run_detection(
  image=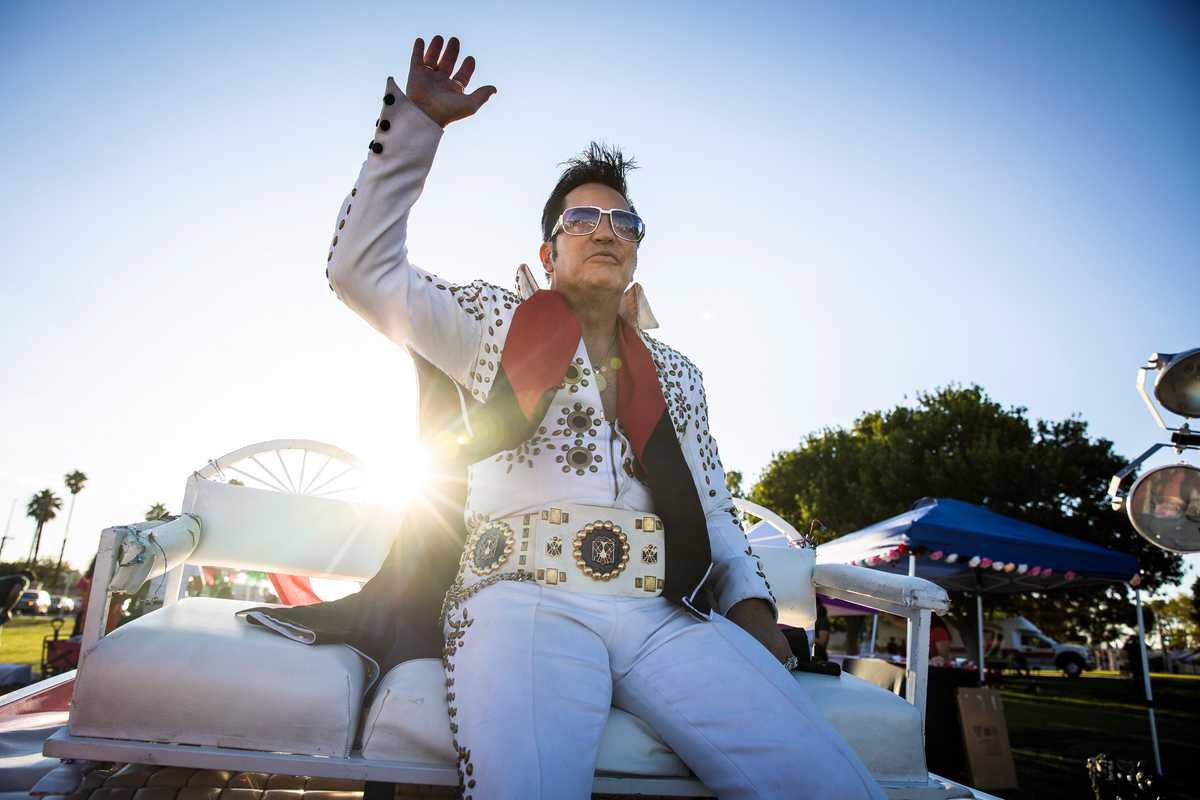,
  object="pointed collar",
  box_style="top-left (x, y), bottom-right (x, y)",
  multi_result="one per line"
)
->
top-left (500, 289), bottom-right (666, 461)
